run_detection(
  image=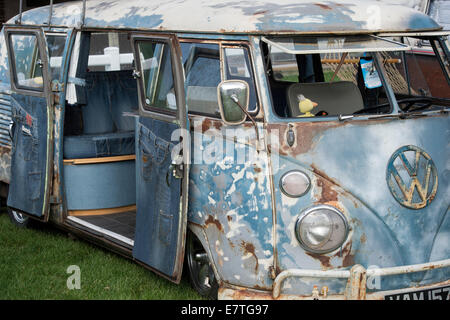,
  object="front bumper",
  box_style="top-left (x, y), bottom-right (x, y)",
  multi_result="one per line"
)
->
top-left (218, 258), bottom-right (450, 300)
